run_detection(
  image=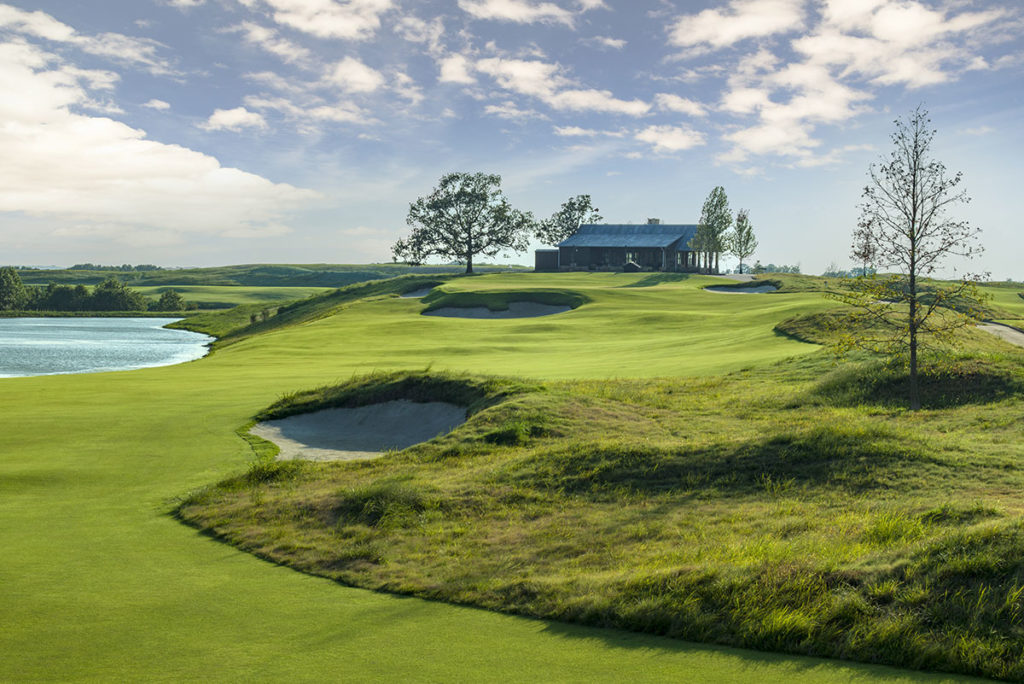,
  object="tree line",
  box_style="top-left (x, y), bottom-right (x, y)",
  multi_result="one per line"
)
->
top-left (0, 268), bottom-right (186, 312)
top-left (391, 172), bottom-right (759, 274)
